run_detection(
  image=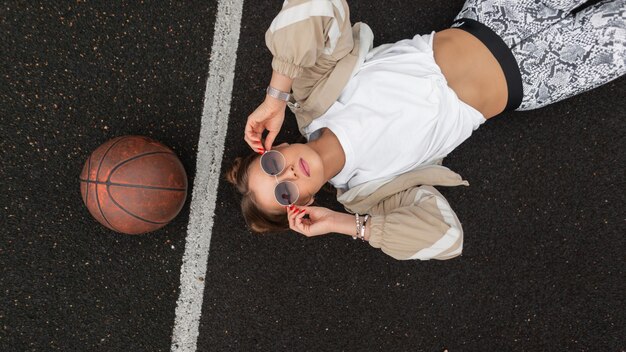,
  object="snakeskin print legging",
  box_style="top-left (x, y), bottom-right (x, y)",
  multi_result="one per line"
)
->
top-left (455, 0), bottom-right (626, 110)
